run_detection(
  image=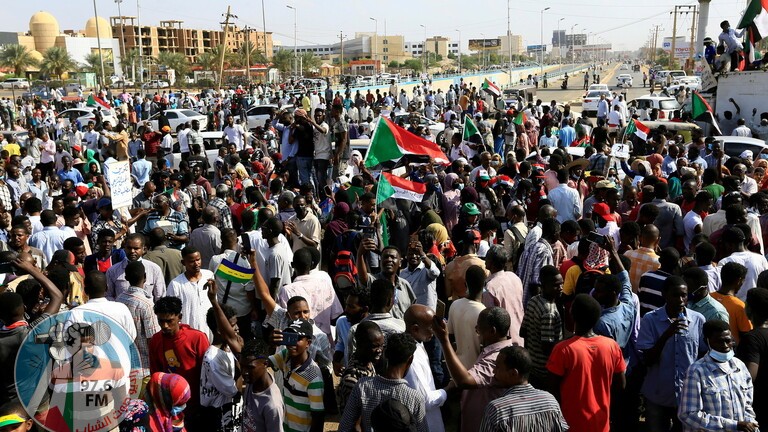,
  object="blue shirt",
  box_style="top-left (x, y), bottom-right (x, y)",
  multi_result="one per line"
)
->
top-left (558, 125), bottom-right (576, 147)
top-left (636, 307), bottom-right (707, 407)
top-left (594, 271), bottom-right (636, 366)
top-left (57, 168), bottom-right (84, 185)
top-left (334, 315), bottom-right (352, 365)
top-left (275, 122), bottom-right (297, 158)
top-left (131, 159), bottom-right (153, 187)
